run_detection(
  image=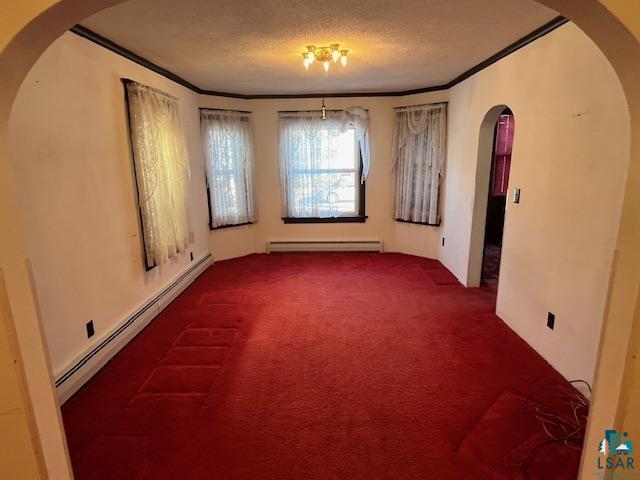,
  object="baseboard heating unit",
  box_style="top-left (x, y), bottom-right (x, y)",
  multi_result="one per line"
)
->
top-left (267, 240), bottom-right (383, 253)
top-left (54, 253), bottom-right (213, 403)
